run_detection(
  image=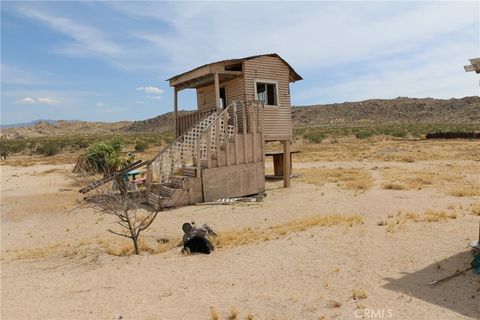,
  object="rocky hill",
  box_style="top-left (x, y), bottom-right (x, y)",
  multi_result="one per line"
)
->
top-left (122, 111), bottom-right (194, 133)
top-left (2, 97), bottom-right (479, 138)
top-left (292, 96), bottom-right (480, 126)
top-left (1, 120), bottom-right (132, 139)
